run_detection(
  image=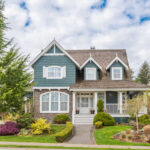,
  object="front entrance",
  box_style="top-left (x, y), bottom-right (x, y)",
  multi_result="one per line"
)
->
top-left (80, 97), bottom-right (89, 114)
